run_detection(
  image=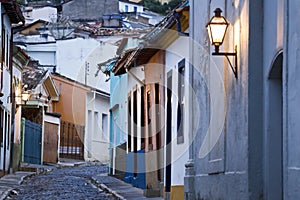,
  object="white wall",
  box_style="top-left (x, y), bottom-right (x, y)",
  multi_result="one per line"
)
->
top-left (24, 6), bottom-right (57, 23)
top-left (25, 43), bottom-right (56, 66)
top-left (85, 91), bottom-right (110, 163)
top-left (165, 36), bottom-right (189, 186)
top-left (0, 12), bottom-right (12, 171)
top-left (119, 1), bottom-right (143, 13)
top-left (285, 0), bottom-right (300, 199)
top-left (24, 38), bottom-right (115, 93)
top-left (56, 38), bottom-right (115, 93)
